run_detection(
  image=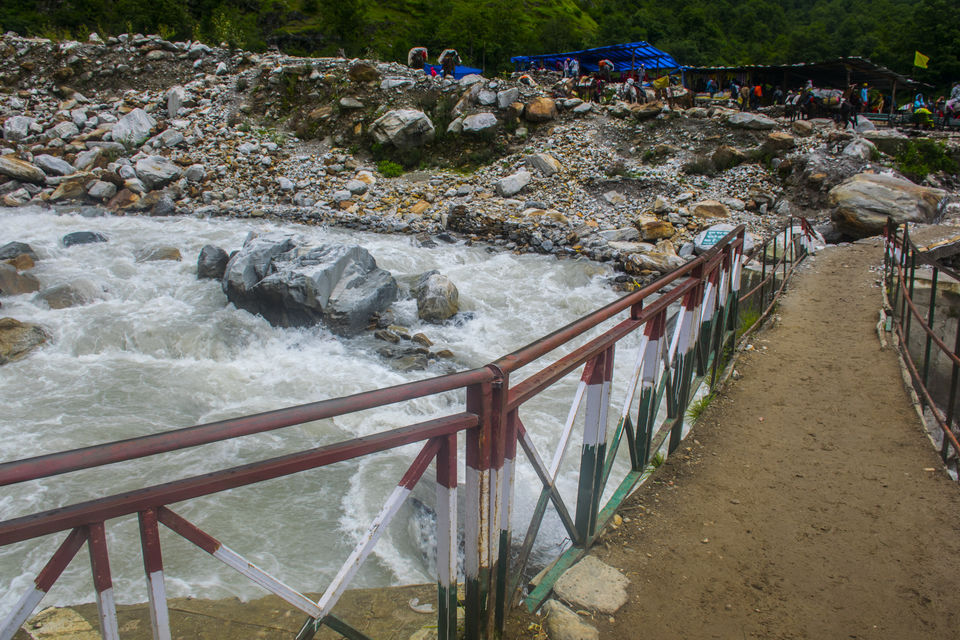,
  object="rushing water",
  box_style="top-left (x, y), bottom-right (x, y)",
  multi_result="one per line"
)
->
top-left (0, 206), bottom-right (655, 618)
